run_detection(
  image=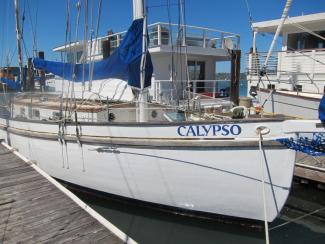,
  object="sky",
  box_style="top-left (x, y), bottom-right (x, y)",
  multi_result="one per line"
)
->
top-left (1, 0), bottom-right (325, 72)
